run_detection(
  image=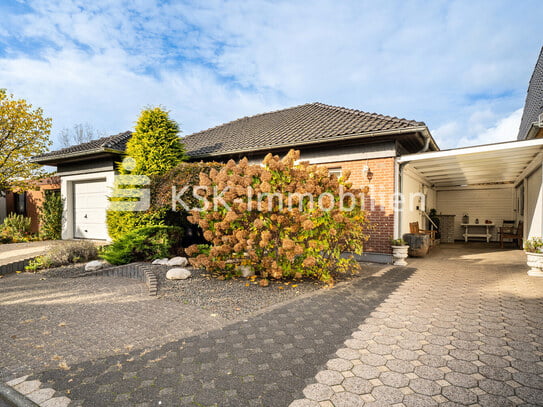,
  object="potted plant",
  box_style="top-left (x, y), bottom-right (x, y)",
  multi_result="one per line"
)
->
top-left (391, 238), bottom-right (409, 266)
top-left (524, 237), bottom-right (543, 277)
